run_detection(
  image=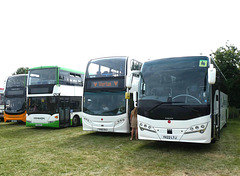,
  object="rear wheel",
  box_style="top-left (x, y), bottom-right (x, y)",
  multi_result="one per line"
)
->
top-left (214, 114), bottom-right (221, 142)
top-left (211, 114), bottom-right (220, 143)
